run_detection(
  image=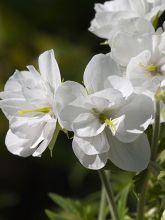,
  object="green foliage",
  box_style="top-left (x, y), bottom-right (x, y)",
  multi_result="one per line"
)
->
top-left (152, 12), bottom-right (160, 29)
top-left (133, 169), bottom-right (148, 194)
top-left (46, 193), bottom-right (98, 220)
top-left (117, 183), bottom-right (132, 220)
top-left (48, 123), bottom-right (61, 157)
top-left (161, 210), bottom-right (165, 220)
